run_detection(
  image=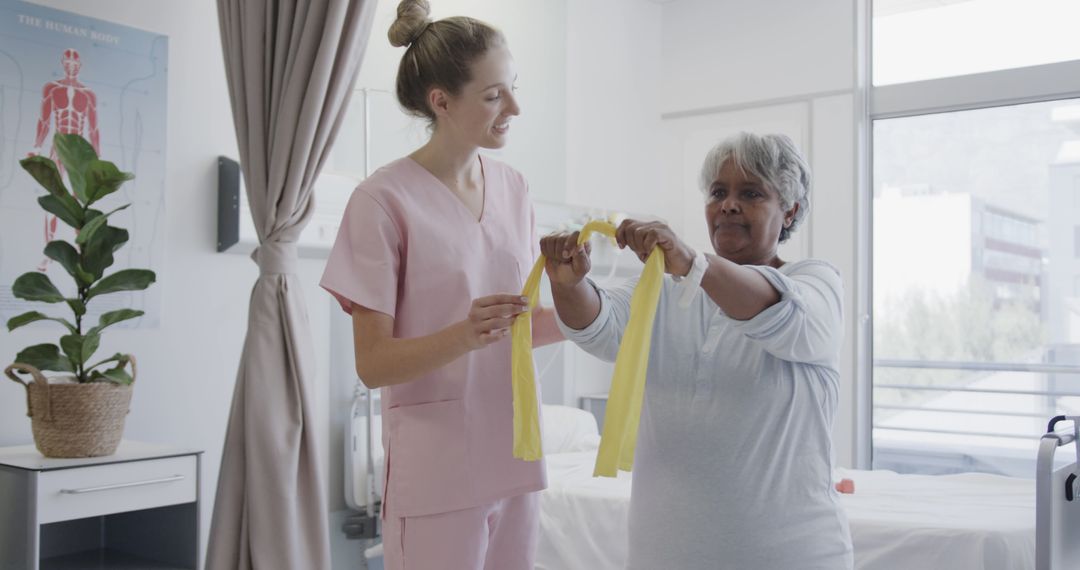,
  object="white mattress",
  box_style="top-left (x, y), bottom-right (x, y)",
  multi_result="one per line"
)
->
top-left (537, 451), bottom-right (634, 570)
top-left (840, 467), bottom-right (1035, 570)
top-left (537, 450), bottom-right (1036, 570)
